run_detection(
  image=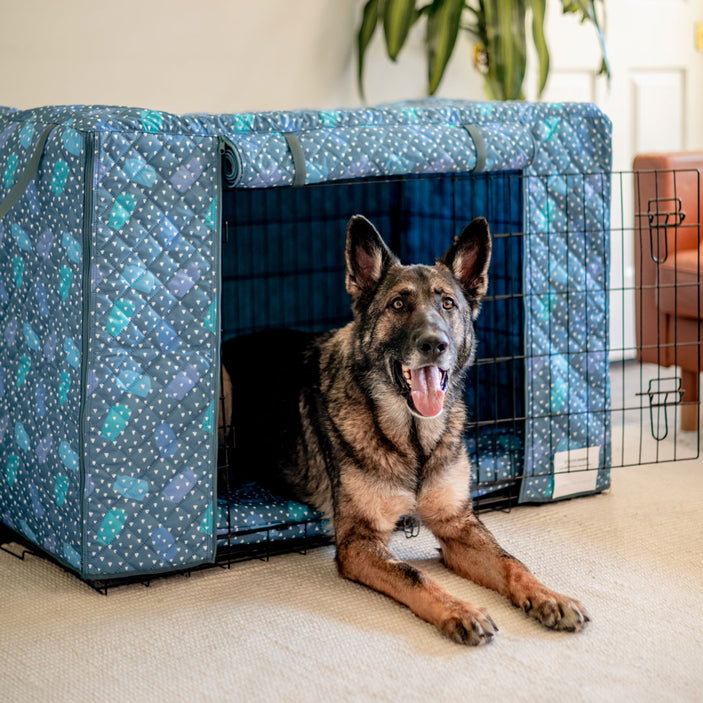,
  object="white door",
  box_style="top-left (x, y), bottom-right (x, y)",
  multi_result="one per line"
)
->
top-left (538, 0), bottom-right (703, 358)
